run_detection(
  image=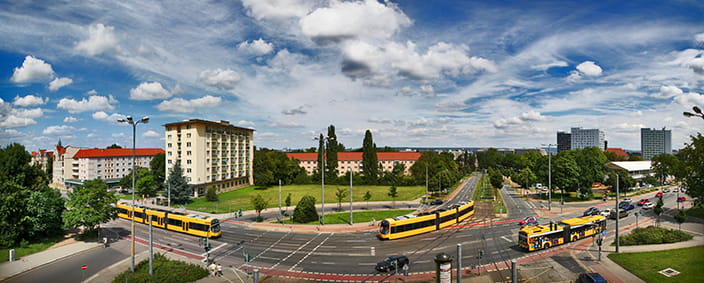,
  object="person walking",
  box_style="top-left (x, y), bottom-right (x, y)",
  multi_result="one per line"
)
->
top-left (209, 262), bottom-right (217, 277)
top-left (217, 263), bottom-right (223, 277)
